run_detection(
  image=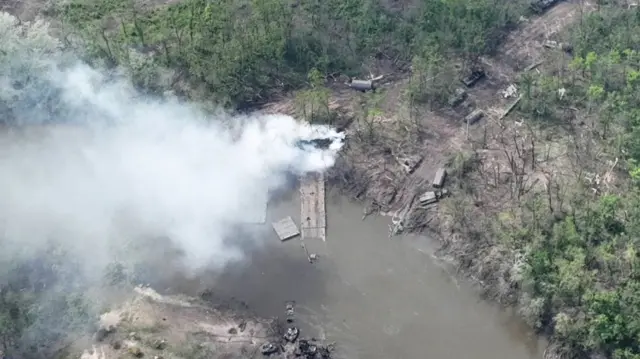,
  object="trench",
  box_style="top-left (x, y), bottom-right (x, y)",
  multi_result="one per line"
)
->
top-left (167, 189), bottom-right (546, 359)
